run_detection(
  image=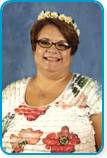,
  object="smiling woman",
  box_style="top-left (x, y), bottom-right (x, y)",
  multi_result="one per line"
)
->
top-left (33, 24), bottom-right (72, 75)
top-left (2, 10), bottom-right (102, 153)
